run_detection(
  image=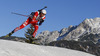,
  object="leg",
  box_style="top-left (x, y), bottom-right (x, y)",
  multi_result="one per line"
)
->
top-left (26, 24), bottom-right (39, 43)
top-left (32, 24), bottom-right (39, 37)
top-left (5, 17), bottom-right (32, 37)
top-left (14, 17), bottom-right (32, 32)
